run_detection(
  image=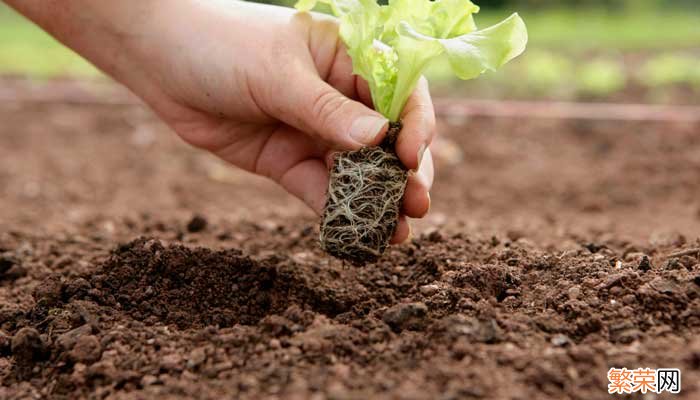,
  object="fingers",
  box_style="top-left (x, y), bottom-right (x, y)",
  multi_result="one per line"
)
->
top-left (402, 147), bottom-right (434, 218)
top-left (395, 77), bottom-right (436, 171)
top-left (278, 158), bottom-right (329, 214)
top-left (390, 147), bottom-right (434, 245)
top-left (390, 215), bottom-right (411, 244)
top-left (213, 124), bottom-right (329, 214)
top-left (355, 76), bottom-right (374, 108)
top-left (278, 71), bottom-right (388, 151)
